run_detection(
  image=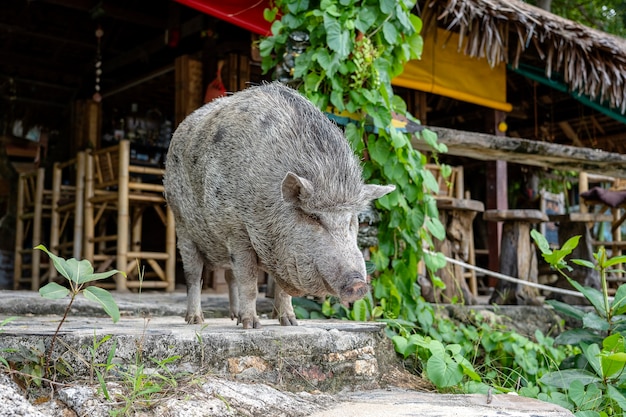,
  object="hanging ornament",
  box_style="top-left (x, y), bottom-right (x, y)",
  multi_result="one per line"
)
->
top-left (93, 25), bottom-right (103, 103)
